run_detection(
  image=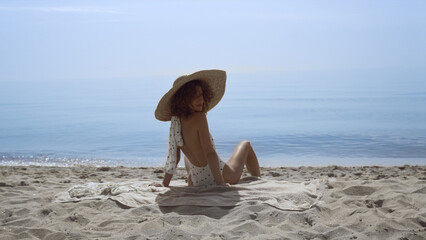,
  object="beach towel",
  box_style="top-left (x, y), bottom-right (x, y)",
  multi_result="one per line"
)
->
top-left (54, 178), bottom-right (327, 211)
